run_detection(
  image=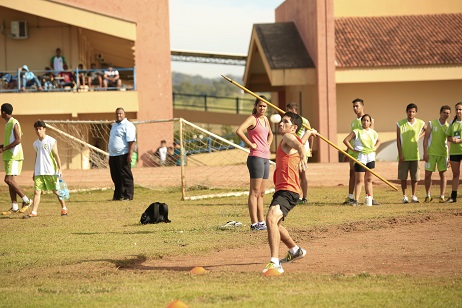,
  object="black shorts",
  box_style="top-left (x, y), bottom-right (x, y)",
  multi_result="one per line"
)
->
top-left (449, 154), bottom-right (462, 163)
top-left (246, 156), bottom-right (270, 179)
top-left (354, 161), bottom-right (375, 172)
top-left (270, 190), bottom-right (299, 219)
